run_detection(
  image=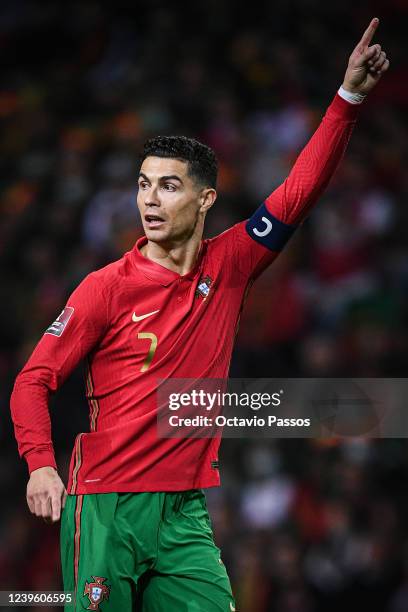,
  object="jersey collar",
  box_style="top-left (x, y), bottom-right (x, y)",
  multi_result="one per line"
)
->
top-left (131, 236), bottom-right (205, 286)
